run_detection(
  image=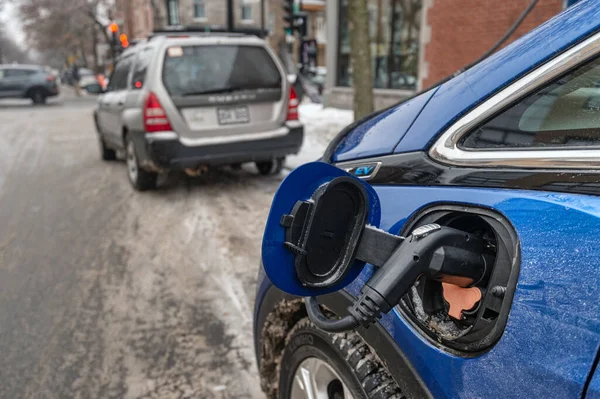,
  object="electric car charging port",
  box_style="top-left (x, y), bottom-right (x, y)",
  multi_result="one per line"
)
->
top-left (399, 206), bottom-right (520, 354)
